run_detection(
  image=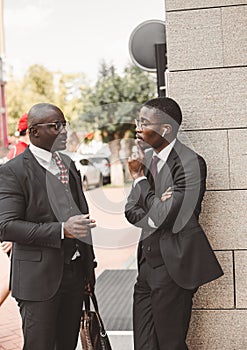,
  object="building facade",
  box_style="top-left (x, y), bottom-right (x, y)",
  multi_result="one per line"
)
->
top-left (165, 1), bottom-right (247, 348)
